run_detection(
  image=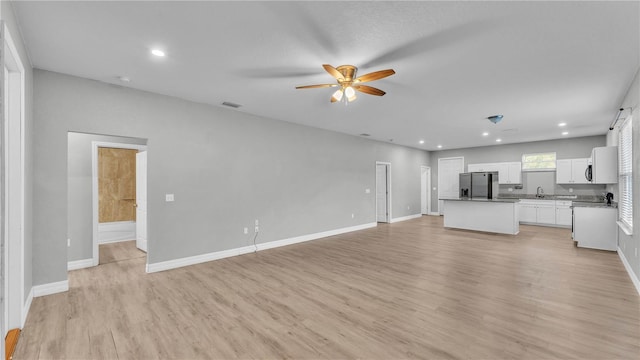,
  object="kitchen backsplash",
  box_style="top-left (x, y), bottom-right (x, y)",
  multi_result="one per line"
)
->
top-left (498, 170), bottom-right (607, 197)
